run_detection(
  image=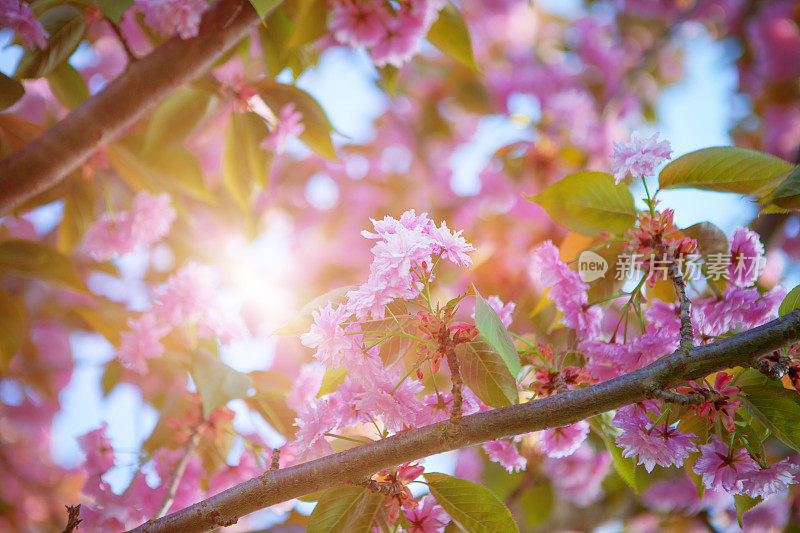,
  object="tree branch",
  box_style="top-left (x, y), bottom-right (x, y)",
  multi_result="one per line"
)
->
top-left (125, 310), bottom-right (800, 533)
top-left (153, 426), bottom-right (203, 519)
top-left (0, 0), bottom-right (263, 216)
